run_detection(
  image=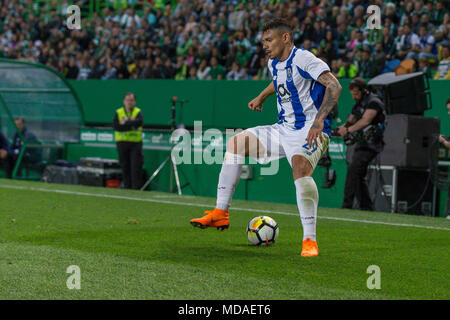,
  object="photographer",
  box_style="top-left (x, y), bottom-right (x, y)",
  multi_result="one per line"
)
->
top-left (337, 78), bottom-right (385, 210)
top-left (438, 98), bottom-right (450, 218)
top-left (439, 99), bottom-right (450, 148)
